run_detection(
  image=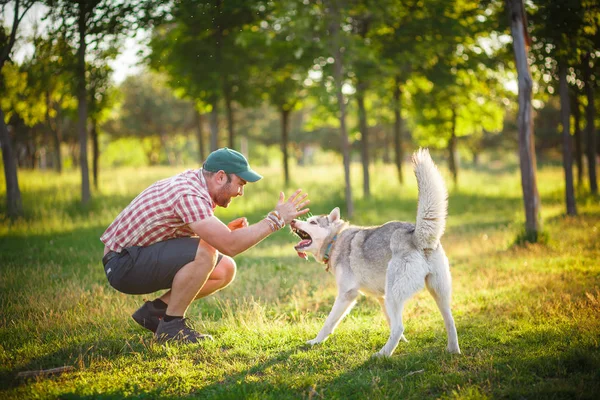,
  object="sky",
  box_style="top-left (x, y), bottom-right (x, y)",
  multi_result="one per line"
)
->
top-left (5, 3), bottom-right (145, 84)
